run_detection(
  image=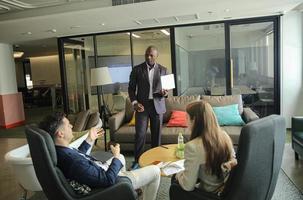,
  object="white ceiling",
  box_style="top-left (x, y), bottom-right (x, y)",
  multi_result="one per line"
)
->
top-left (0, 0), bottom-right (302, 56)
